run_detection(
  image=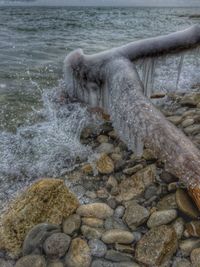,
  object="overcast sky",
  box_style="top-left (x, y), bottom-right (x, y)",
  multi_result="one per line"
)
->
top-left (1, 0), bottom-right (200, 6)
